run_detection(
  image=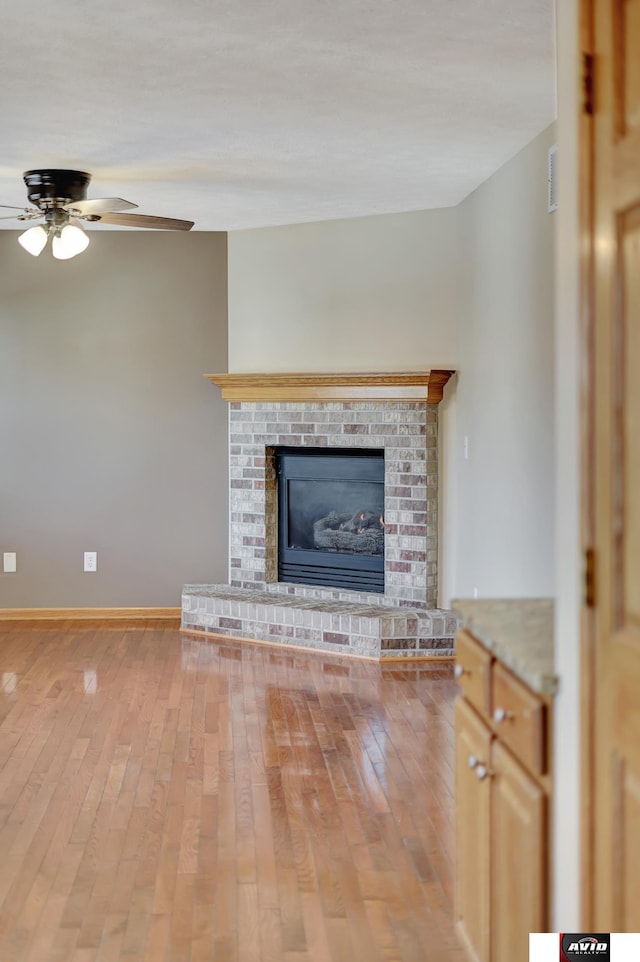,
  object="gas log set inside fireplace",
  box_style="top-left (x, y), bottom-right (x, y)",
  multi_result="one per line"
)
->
top-left (276, 447), bottom-right (385, 592)
top-left (313, 510), bottom-right (384, 554)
